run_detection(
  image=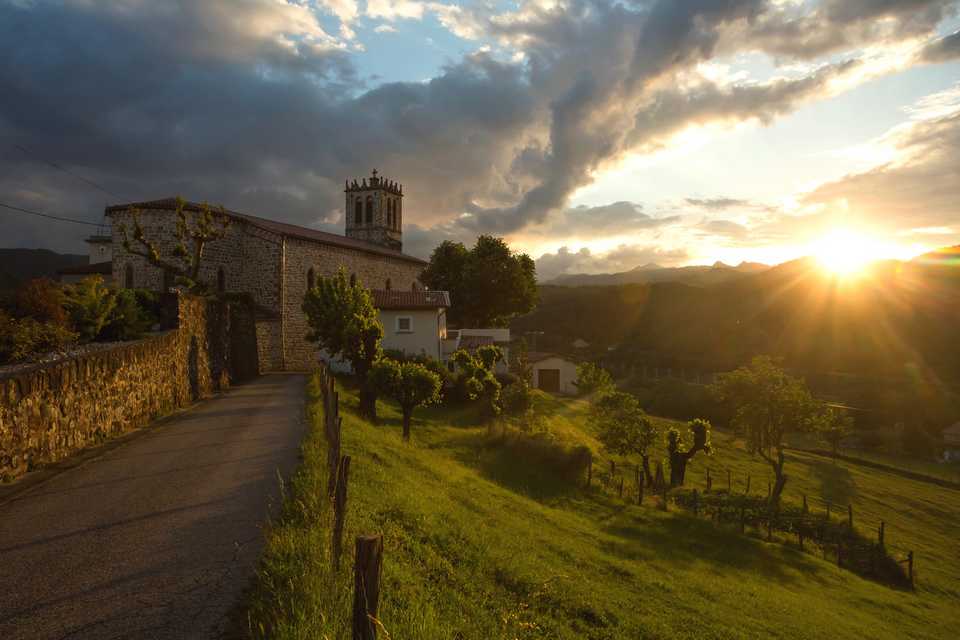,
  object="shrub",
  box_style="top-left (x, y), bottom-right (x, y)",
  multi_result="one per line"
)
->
top-left (502, 380), bottom-right (534, 417)
top-left (495, 371), bottom-right (519, 388)
top-left (574, 362), bottom-right (613, 395)
top-left (0, 311), bottom-right (77, 364)
top-left (98, 289), bottom-right (156, 341)
top-left (14, 278), bottom-right (68, 326)
top-left (62, 276), bottom-right (117, 342)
